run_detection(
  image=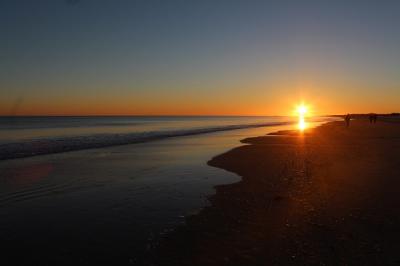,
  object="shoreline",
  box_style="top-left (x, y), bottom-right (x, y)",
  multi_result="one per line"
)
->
top-left (0, 121), bottom-right (300, 161)
top-left (155, 118), bottom-right (400, 265)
